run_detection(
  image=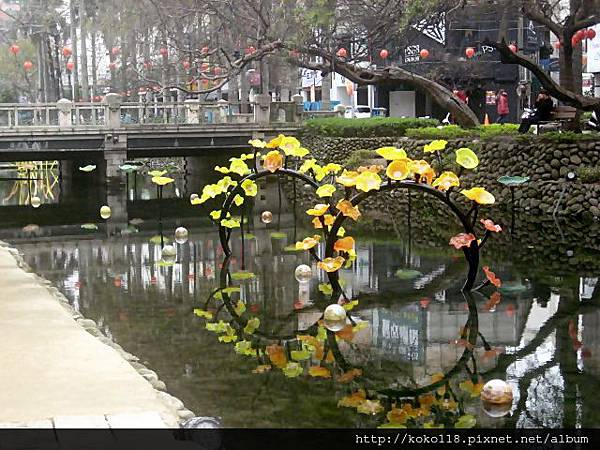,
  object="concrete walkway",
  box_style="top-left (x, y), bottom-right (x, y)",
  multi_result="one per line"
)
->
top-left (0, 245), bottom-right (181, 428)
